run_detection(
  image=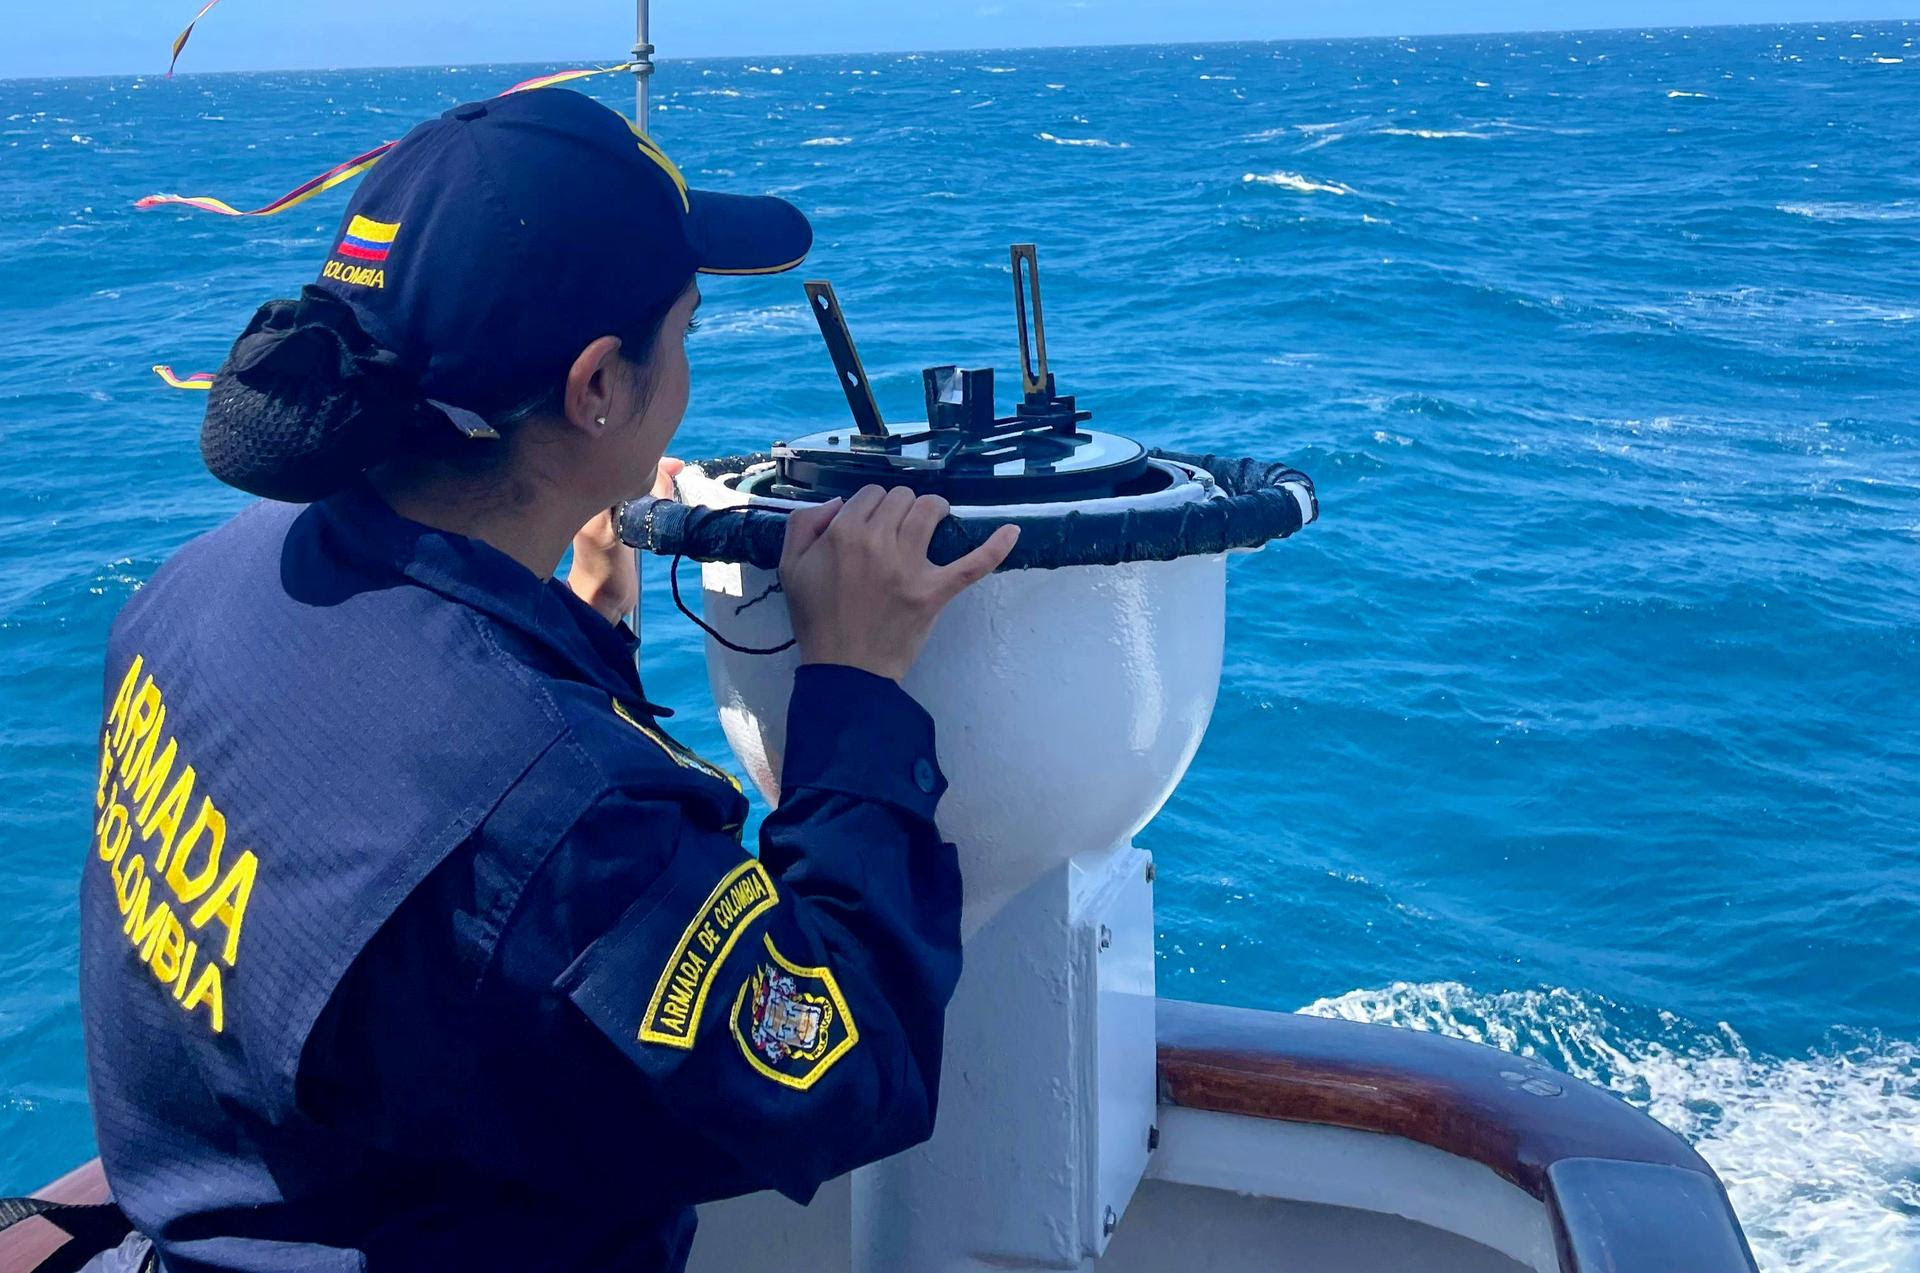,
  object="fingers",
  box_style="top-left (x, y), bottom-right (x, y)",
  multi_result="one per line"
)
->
top-left (934, 523), bottom-right (1020, 600)
top-left (867, 486), bottom-right (918, 537)
top-left (839, 484), bottom-right (888, 526)
top-left (780, 497), bottom-right (843, 567)
top-left (898, 493), bottom-right (950, 558)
